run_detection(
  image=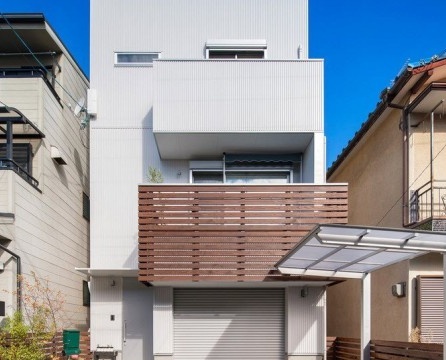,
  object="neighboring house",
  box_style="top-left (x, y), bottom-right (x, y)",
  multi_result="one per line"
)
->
top-left (0, 14), bottom-right (90, 329)
top-left (88, 1), bottom-right (349, 359)
top-left (326, 55), bottom-right (446, 342)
